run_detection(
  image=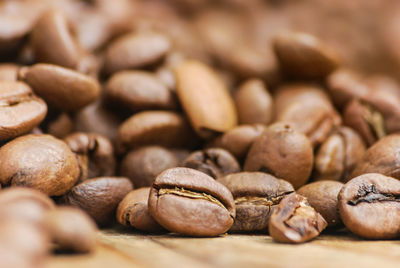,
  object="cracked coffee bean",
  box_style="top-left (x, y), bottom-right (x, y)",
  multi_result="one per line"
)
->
top-left (269, 193), bottom-right (327, 243)
top-left (0, 81), bottom-right (47, 141)
top-left (116, 187), bottom-right (165, 233)
top-left (182, 148), bottom-right (240, 179)
top-left (0, 134), bottom-right (80, 196)
top-left (338, 173), bottom-right (400, 239)
top-left (217, 172), bottom-right (294, 232)
top-left (297, 181), bottom-right (343, 227)
top-left (120, 146), bottom-right (179, 188)
top-left (148, 167), bottom-right (235, 236)
top-left (244, 122), bottom-right (313, 189)
top-left (64, 132), bottom-right (116, 182)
